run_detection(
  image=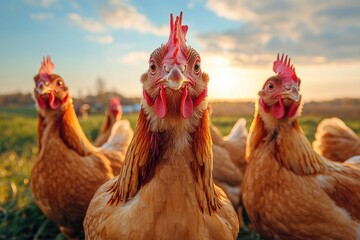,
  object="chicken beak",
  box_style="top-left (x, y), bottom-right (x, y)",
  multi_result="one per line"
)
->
top-left (278, 83), bottom-right (300, 102)
top-left (36, 81), bottom-right (52, 95)
top-left (157, 66), bottom-right (191, 90)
